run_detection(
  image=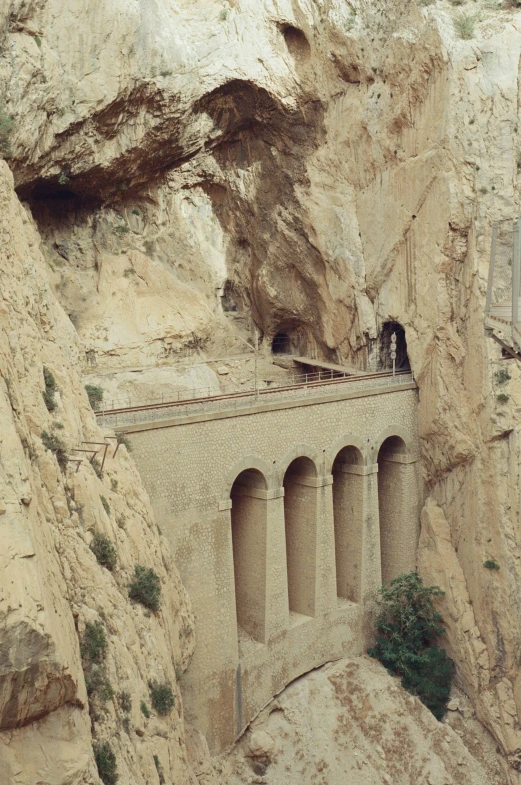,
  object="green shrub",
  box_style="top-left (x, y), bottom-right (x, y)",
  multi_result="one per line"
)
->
top-left (81, 620), bottom-right (107, 664)
top-left (149, 681), bottom-right (175, 716)
top-left (0, 107), bottom-right (13, 158)
top-left (41, 429), bottom-right (68, 470)
top-left (92, 457), bottom-right (103, 479)
top-left (85, 384), bottom-right (104, 411)
top-left (153, 754), bottom-right (166, 784)
top-left (91, 531), bottom-right (117, 571)
top-left (496, 392), bottom-right (509, 403)
top-left (93, 742), bottom-right (118, 785)
top-left (484, 559), bottom-right (500, 570)
top-left (140, 700), bottom-right (150, 718)
top-left (368, 572), bottom-right (453, 720)
top-left (495, 368), bottom-right (511, 385)
top-left (454, 13), bottom-right (477, 39)
top-left (119, 435), bottom-right (133, 452)
top-left (129, 565), bottom-right (161, 611)
top-left (43, 367), bottom-right (57, 411)
top-left (100, 495), bottom-right (111, 516)
top-left (119, 691), bottom-right (132, 713)
top-left (401, 646), bottom-right (453, 720)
